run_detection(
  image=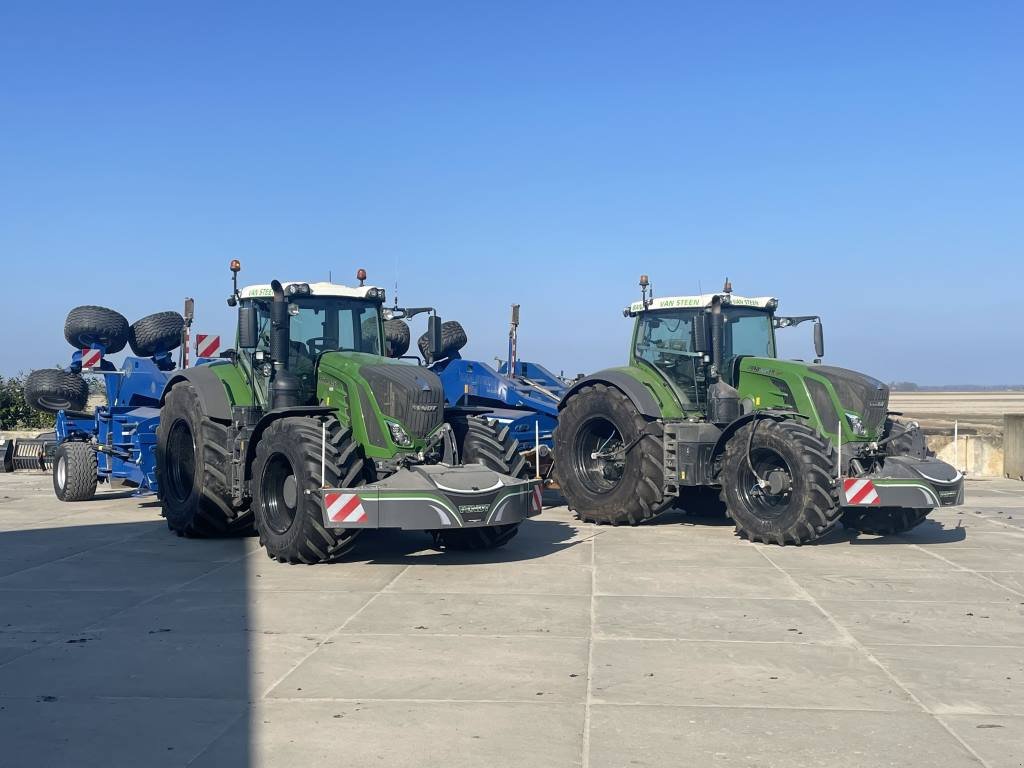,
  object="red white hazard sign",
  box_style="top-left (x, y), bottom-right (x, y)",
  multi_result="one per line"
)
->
top-left (843, 478), bottom-right (880, 505)
top-left (196, 334), bottom-right (220, 358)
top-left (81, 348), bottom-right (103, 368)
top-left (325, 492), bottom-right (367, 524)
top-left (532, 484), bottom-right (543, 513)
